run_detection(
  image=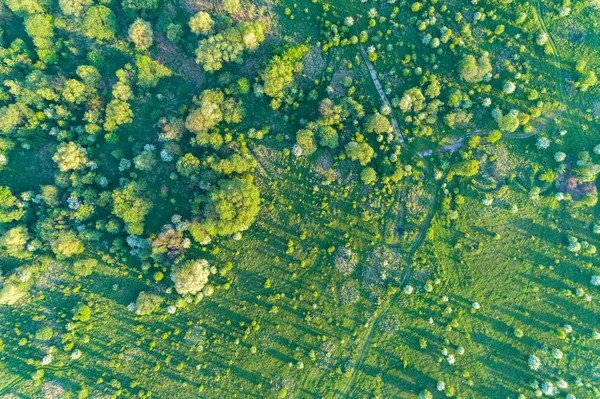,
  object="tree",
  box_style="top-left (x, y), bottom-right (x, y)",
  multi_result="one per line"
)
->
top-left (0, 226), bottom-right (29, 258)
top-left (24, 14), bottom-right (54, 50)
top-left (128, 19), bottom-right (153, 51)
top-left (317, 126), bottom-right (339, 149)
top-left (296, 129), bottom-right (316, 156)
top-left (62, 79), bottom-right (87, 104)
top-left (135, 291), bottom-right (163, 315)
top-left (104, 100), bottom-right (133, 132)
top-left (59, 0), bottom-right (93, 17)
top-left (195, 22), bottom-right (266, 71)
top-left (203, 178), bottom-right (260, 236)
top-left (52, 231), bottom-right (85, 257)
top-left (176, 153), bottom-right (202, 179)
top-left (53, 142), bottom-right (88, 172)
top-left (122, 0), bottom-right (159, 10)
top-left (72, 303), bottom-right (91, 322)
top-left (360, 167), bottom-right (377, 185)
top-left (185, 90), bottom-right (225, 133)
top-left (189, 11), bottom-right (214, 35)
top-left (260, 45), bottom-right (309, 105)
top-left (0, 187), bottom-right (25, 223)
top-left (135, 55), bottom-right (172, 87)
top-left (578, 70), bottom-right (598, 92)
top-left (452, 159), bottom-right (480, 177)
top-left (365, 113), bottom-right (392, 134)
top-left (112, 182), bottom-right (153, 235)
top-left (497, 114), bottom-right (520, 132)
top-left (83, 6), bottom-right (117, 41)
top-left (458, 54), bottom-right (492, 83)
top-left (170, 259), bottom-right (211, 295)
top-left (345, 142), bottom-right (374, 166)
top-left (222, 0), bottom-right (241, 14)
